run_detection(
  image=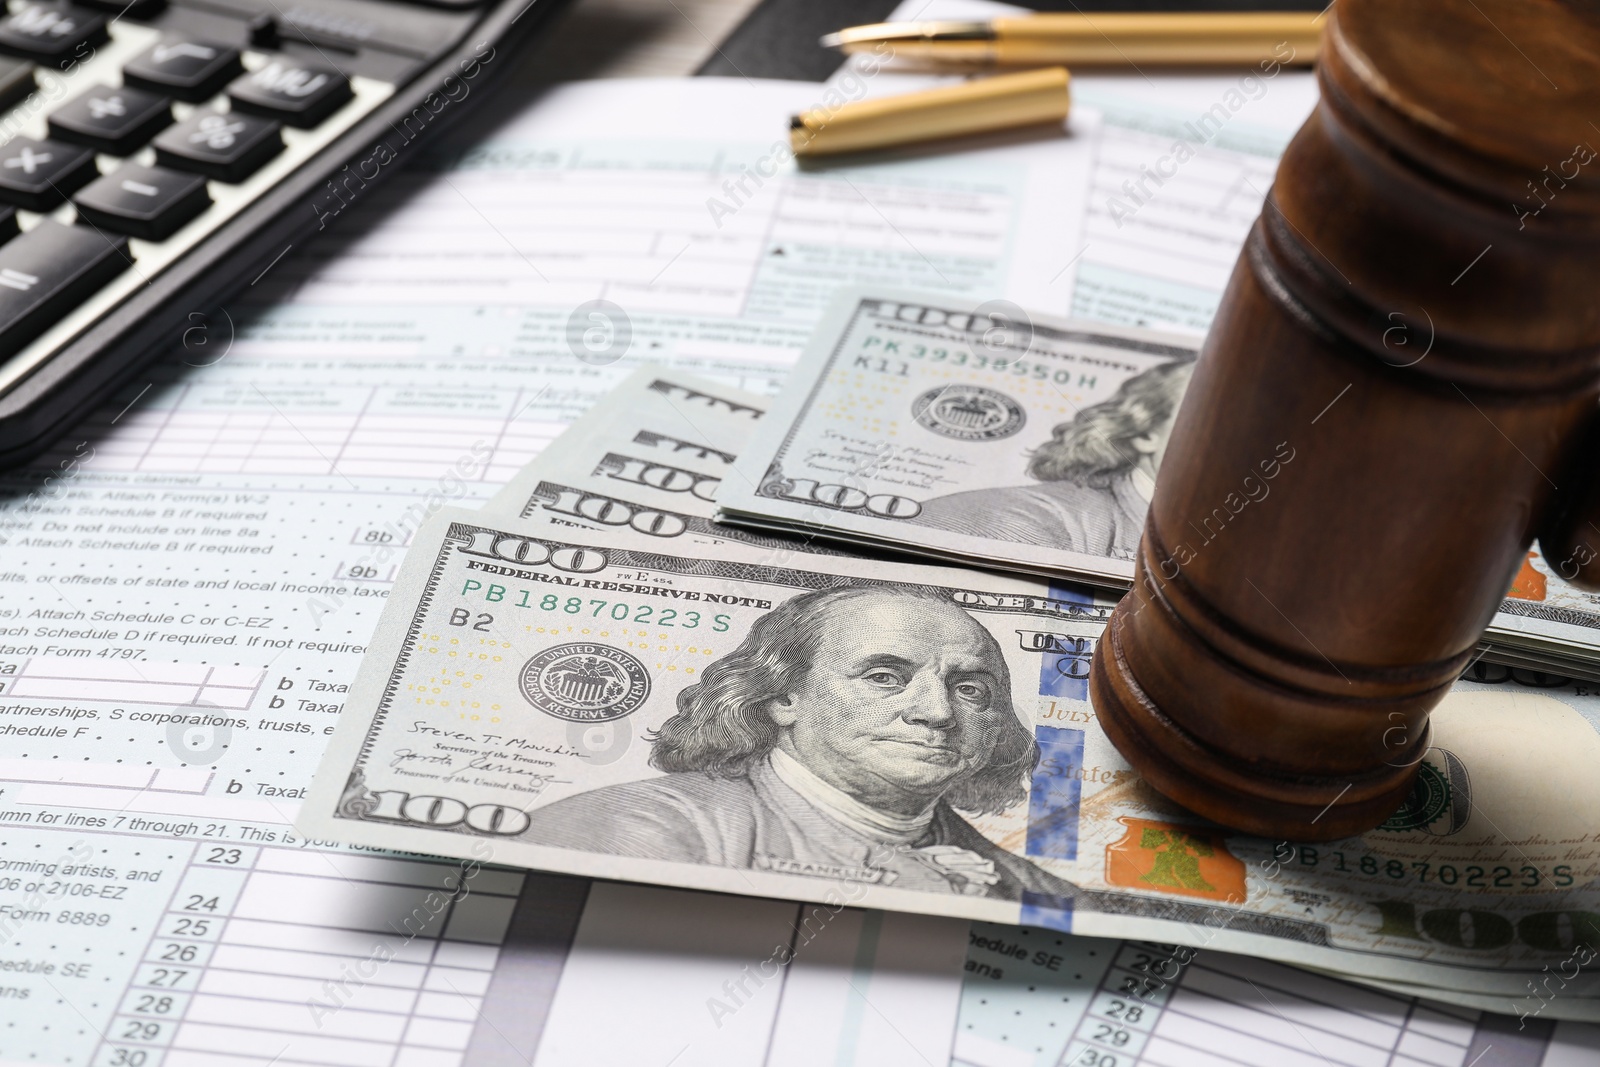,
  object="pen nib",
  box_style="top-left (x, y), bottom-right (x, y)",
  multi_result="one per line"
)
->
top-left (819, 21), bottom-right (995, 52)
